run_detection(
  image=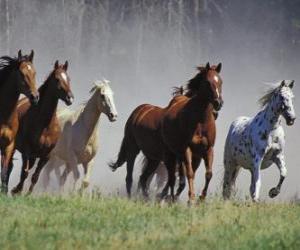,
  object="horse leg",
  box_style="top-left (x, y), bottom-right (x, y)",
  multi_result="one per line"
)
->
top-left (200, 147), bottom-right (214, 201)
top-left (11, 156), bottom-right (36, 195)
top-left (250, 160), bottom-right (262, 202)
top-left (1, 143), bottom-right (15, 194)
top-left (269, 154), bottom-right (287, 198)
top-left (82, 159), bottom-right (95, 189)
top-left (139, 158), bottom-right (160, 199)
top-left (125, 150), bottom-right (139, 198)
top-left (60, 167), bottom-right (71, 190)
top-left (222, 158), bottom-right (239, 200)
top-left (183, 148), bottom-right (195, 204)
top-left (155, 163), bottom-right (168, 193)
top-left (28, 157), bottom-right (49, 194)
top-left (175, 162), bottom-right (186, 199)
top-left (162, 152), bottom-right (176, 202)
